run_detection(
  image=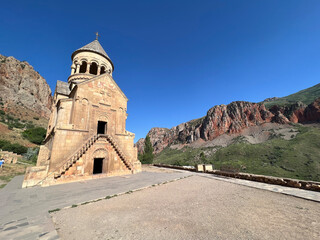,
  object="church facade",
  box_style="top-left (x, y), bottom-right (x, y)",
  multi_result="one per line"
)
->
top-left (23, 38), bottom-right (141, 187)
